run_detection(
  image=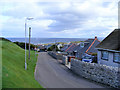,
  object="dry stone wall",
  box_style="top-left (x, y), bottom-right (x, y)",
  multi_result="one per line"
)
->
top-left (48, 52), bottom-right (120, 88)
top-left (71, 59), bottom-right (120, 88)
top-left (48, 51), bottom-right (63, 60)
top-left (62, 55), bottom-right (68, 65)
